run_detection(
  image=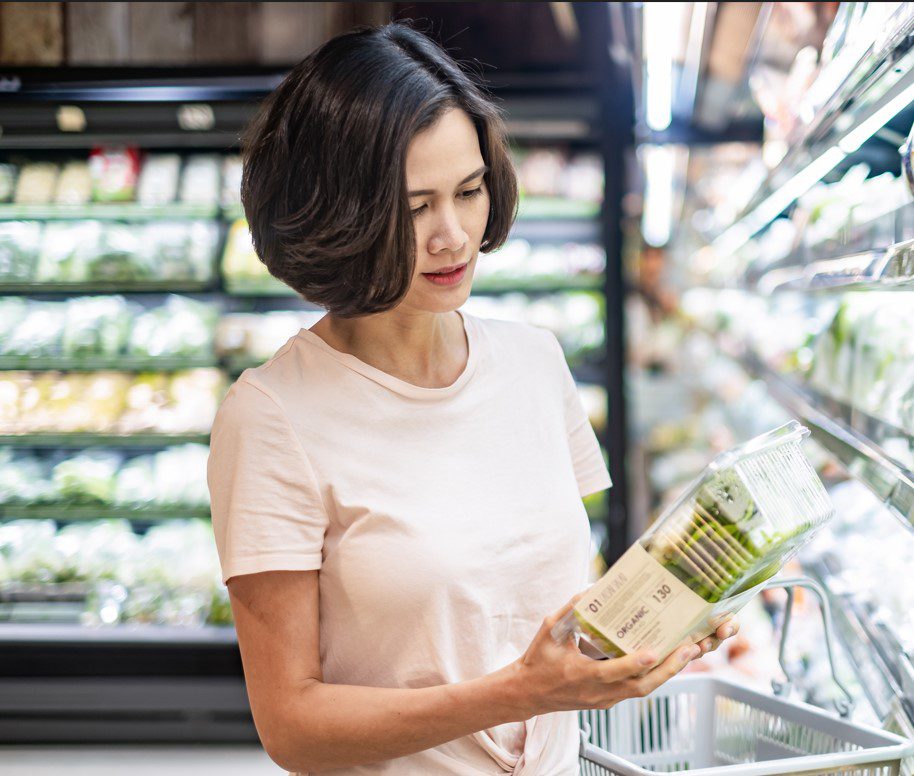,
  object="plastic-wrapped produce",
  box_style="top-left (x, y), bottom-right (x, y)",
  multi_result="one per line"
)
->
top-left (14, 163), bottom-right (58, 205)
top-left (216, 310), bottom-right (325, 363)
top-left (0, 450), bottom-right (53, 503)
top-left (87, 223), bottom-right (150, 281)
top-left (0, 519), bottom-right (66, 584)
top-left (0, 164), bottom-right (16, 202)
top-left (179, 155), bottom-right (220, 205)
top-left (112, 455), bottom-right (157, 505)
top-left (52, 452), bottom-right (121, 504)
top-left (127, 295), bottom-right (217, 359)
top-left (220, 155), bottom-right (243, 209)
top-left (141, 220), bottom-right (218, 281)
top-left (60, 519), bottom-right (139, 584)
top-left (62, 296), bottom-right (135, 358)
top-left (555, 423), bottom-right (834, 662)
top-left (0, 298), bottom-right (27, 341)
top-left (1, 302), bottom-right (66, 356)
top-left (560, 153), bottom-right (604, 203)
top-left (0, 221), bottom-right (43, 281)
top-left (53, 161), bottom-right (92, 205)
top-left (136, 154), bottom-right (180, 206)
top-left (150, 444), bottom-right (210, 505)
top-left (36, 221), bottom-right (103, 282)
top-left (88, 147), bottom-right (140, 203)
